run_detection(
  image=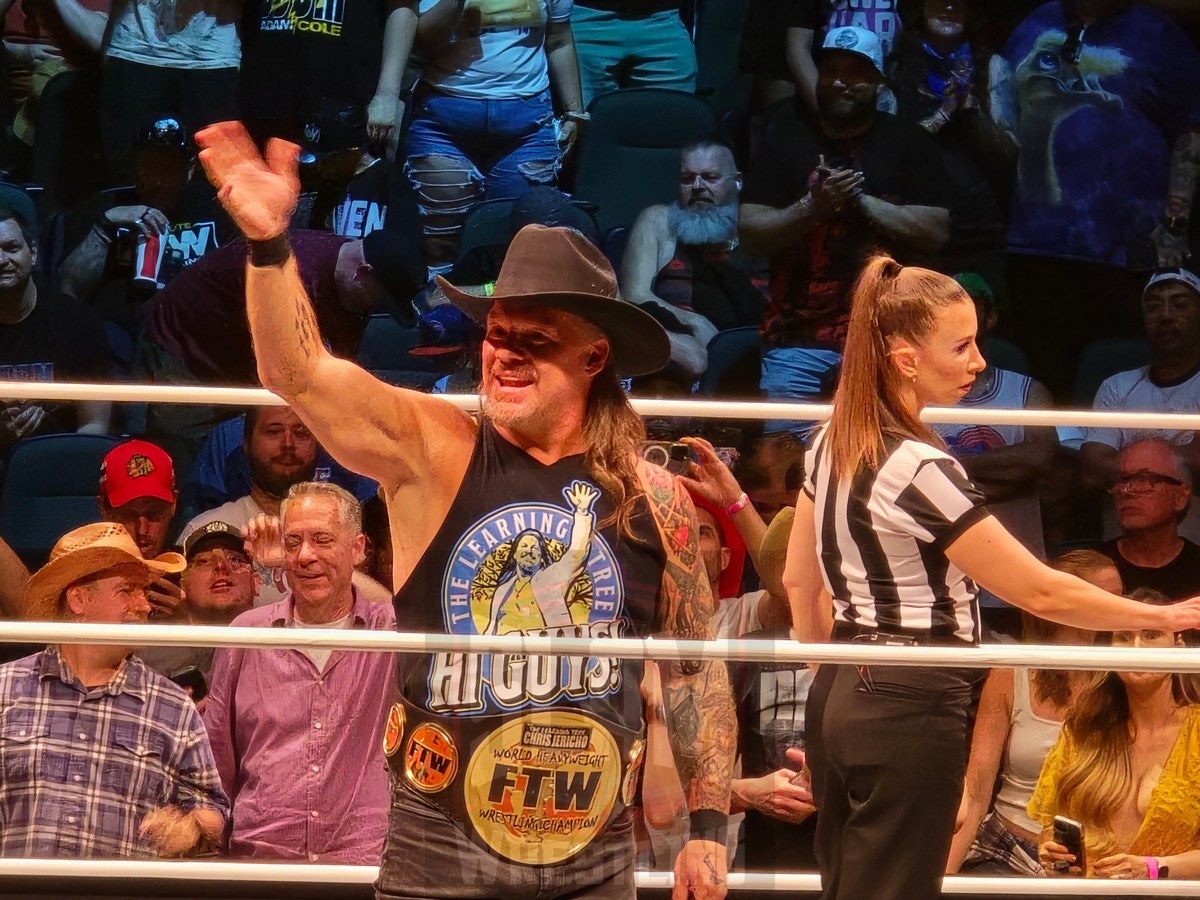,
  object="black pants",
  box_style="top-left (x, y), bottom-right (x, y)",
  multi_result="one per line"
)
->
top-left (100, 56), bottom-right (240, 182)
top-left (806, 664), bottom-right (978, 900)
